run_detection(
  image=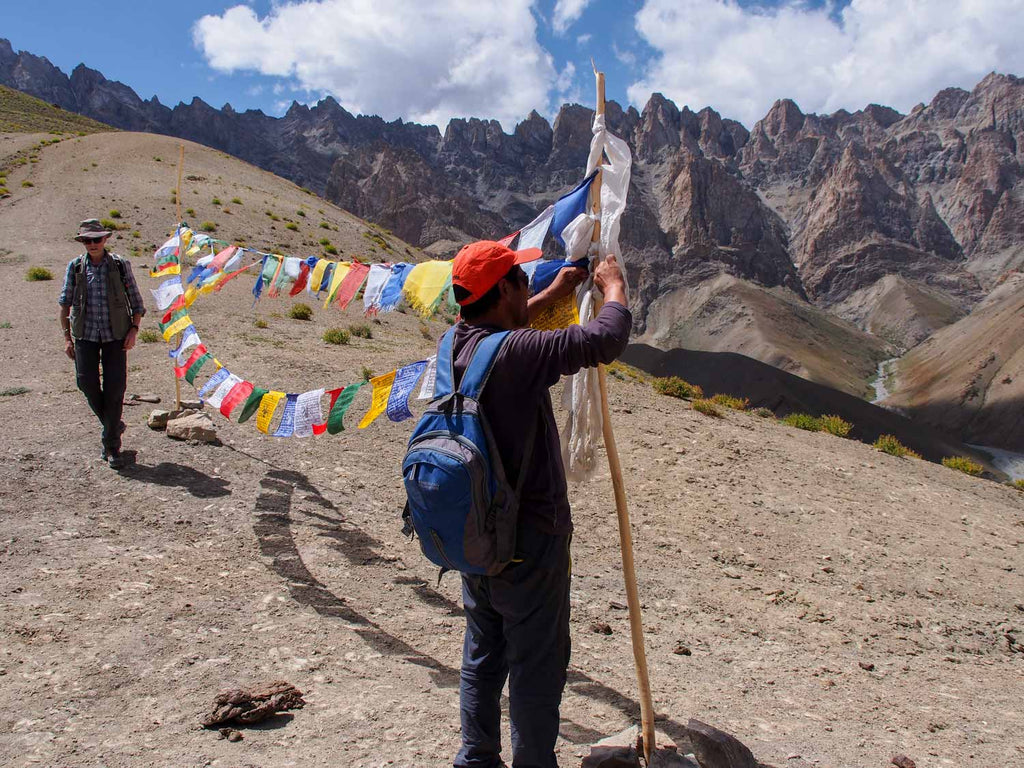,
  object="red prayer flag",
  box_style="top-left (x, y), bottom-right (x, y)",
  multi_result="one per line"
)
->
top-left (219, 380), bottom-right (254, 419)
top-left (312, 388), bottom-right (343, 435)
top-left (333, 262), bottom-right (371, 310)
top-left (173, 344), bottom-right (208, 378)
top-left (289, 263), bottom-right (311, 296)
top-left (497, 230), bottom-right (519, 248)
